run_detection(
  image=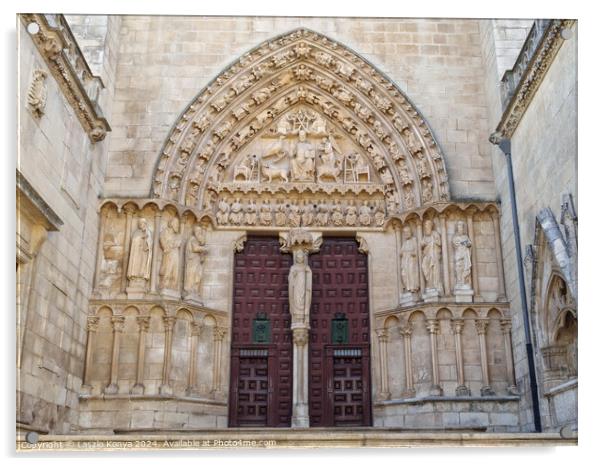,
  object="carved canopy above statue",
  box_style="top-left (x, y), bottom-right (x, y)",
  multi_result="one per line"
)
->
top-left (152, 28), bottom-right (450, 227)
